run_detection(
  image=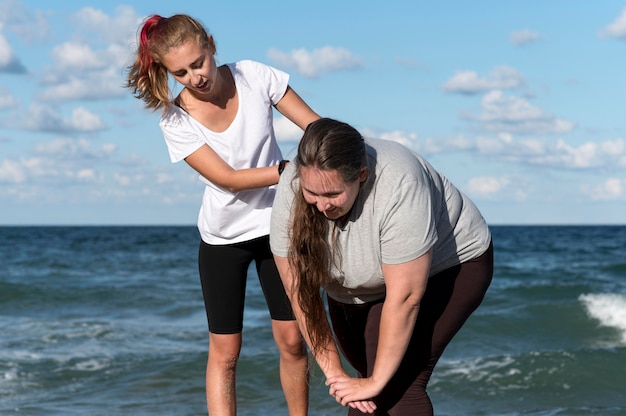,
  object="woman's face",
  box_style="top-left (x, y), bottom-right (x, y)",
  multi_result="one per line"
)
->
top-left (300, 166), bottom-right (367, 221)
top-left (161, 38), bottom-right (218, 96)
